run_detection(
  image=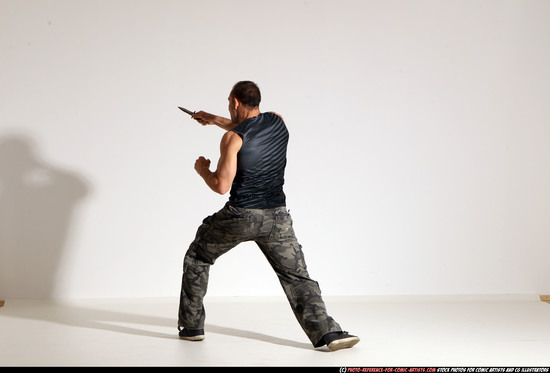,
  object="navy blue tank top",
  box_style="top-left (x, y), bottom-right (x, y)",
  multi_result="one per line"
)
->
top-left (229, 112), bottom-right (289, 209)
